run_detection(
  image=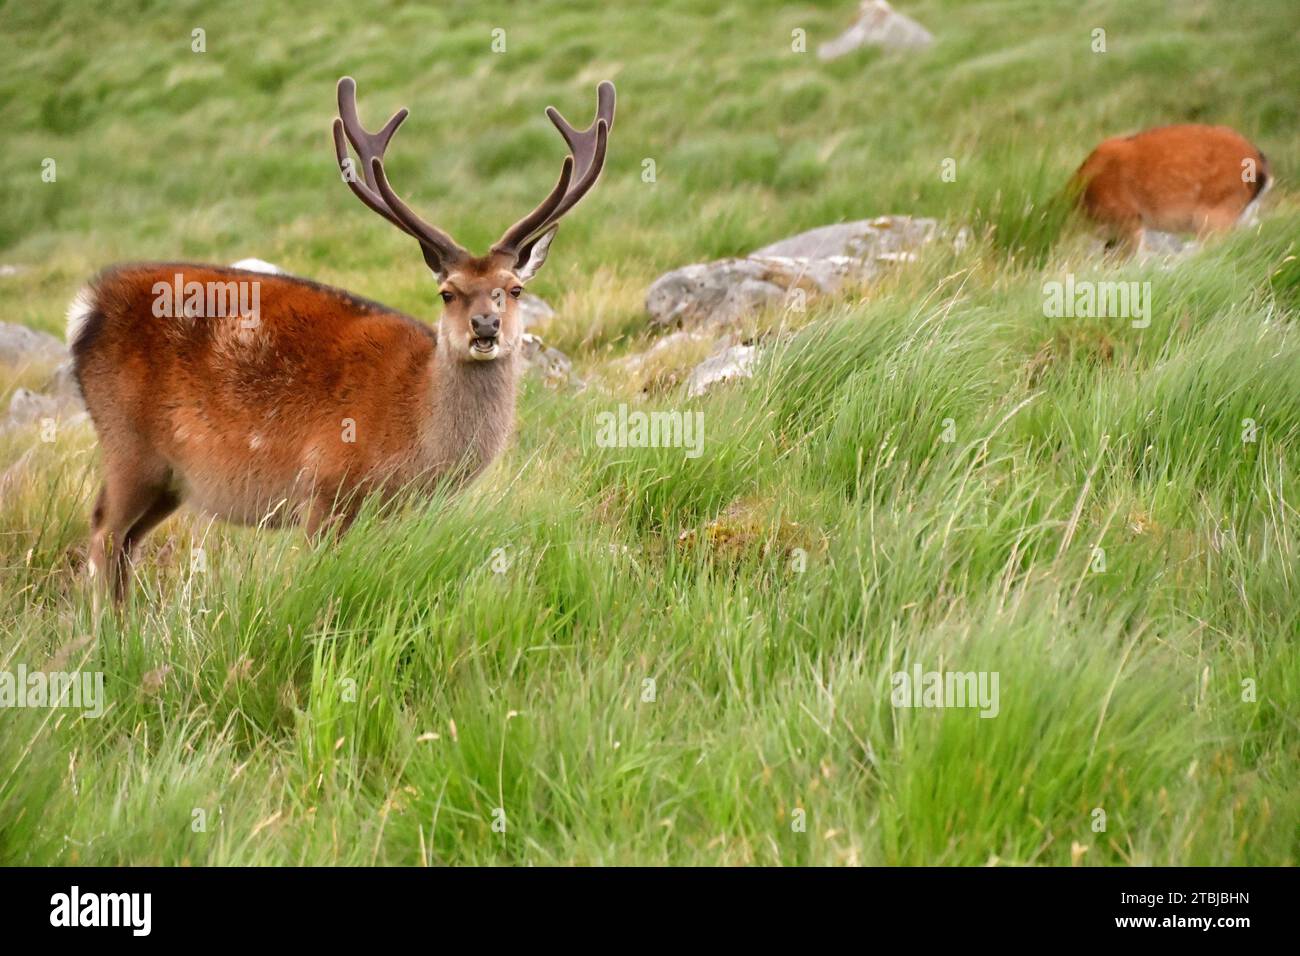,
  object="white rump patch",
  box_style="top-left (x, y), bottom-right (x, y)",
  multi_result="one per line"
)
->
top-left (65, 286), bottom-right (96, 348)
top-left (1239, 174), bottom-right (1274, 227)
top-left (229, 258), bottom-right (283, 274)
